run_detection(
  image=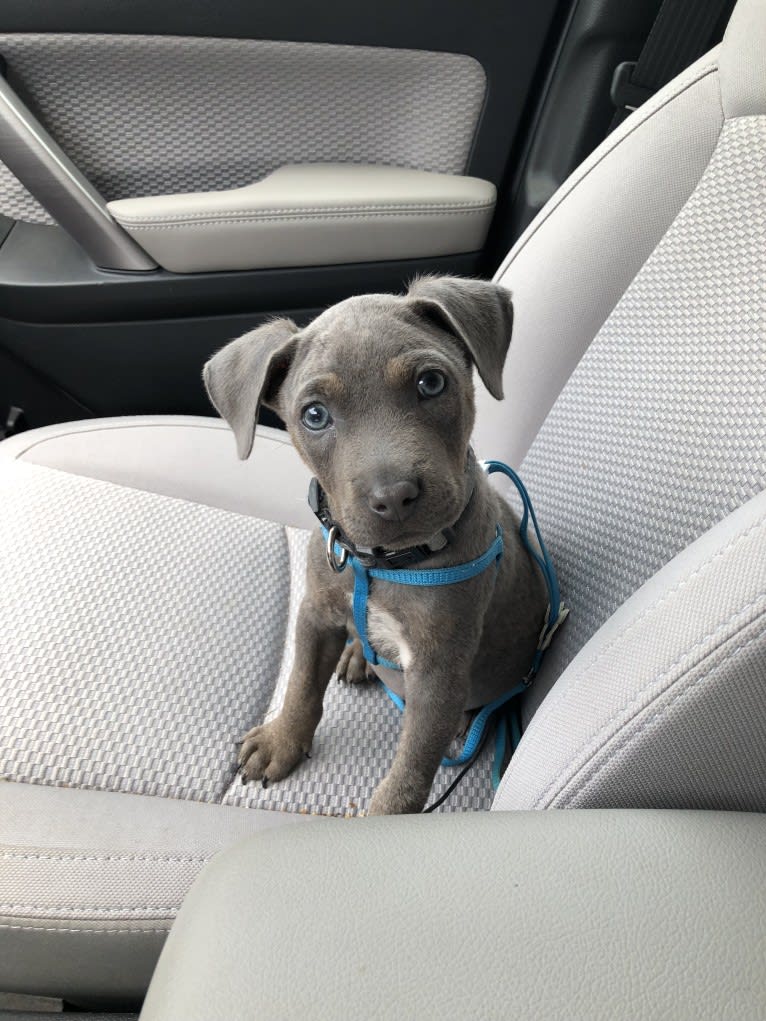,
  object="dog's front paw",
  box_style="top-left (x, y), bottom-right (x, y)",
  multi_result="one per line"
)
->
top-left (336, 639), bottom-right (376, 684)
top-left (367, 776), bottom-right (428, 815)
top-left (238, 718), bottom-right (308, 785)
